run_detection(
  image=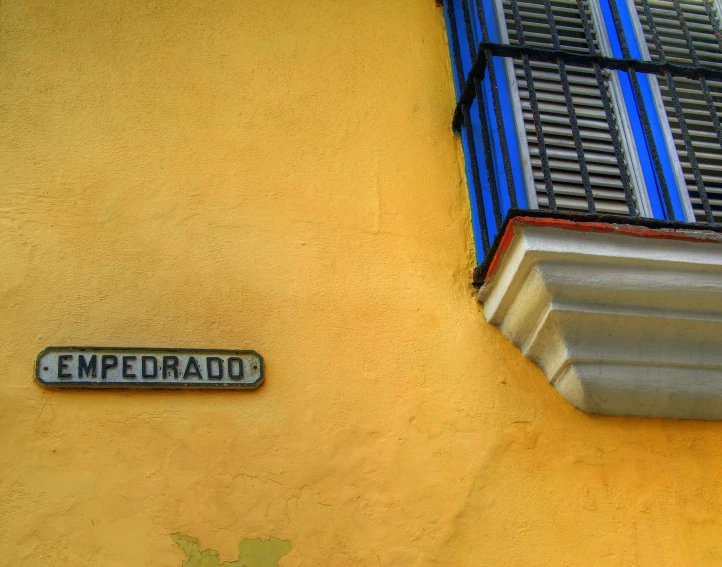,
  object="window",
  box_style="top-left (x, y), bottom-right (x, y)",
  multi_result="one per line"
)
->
top-left (445, 0), bottom-right (722, 419)
top-left (443, 0), bottom-right (722, 267)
